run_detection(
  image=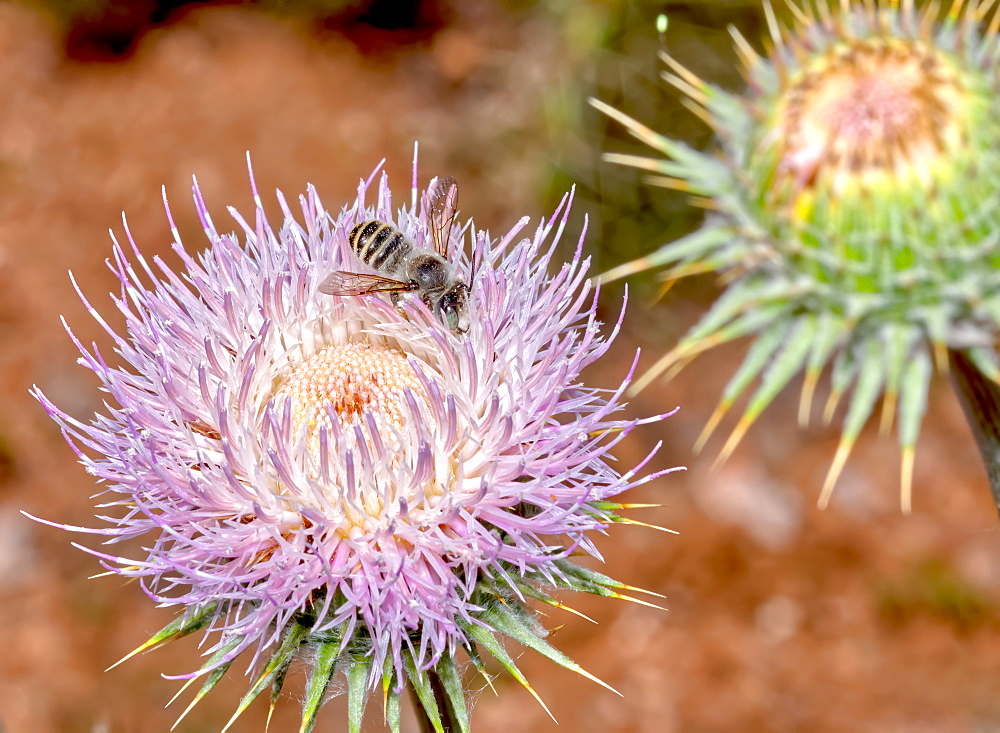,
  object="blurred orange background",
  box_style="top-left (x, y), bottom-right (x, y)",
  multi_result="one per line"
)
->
top-left (2, 1), bottom-right (1000, 730)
